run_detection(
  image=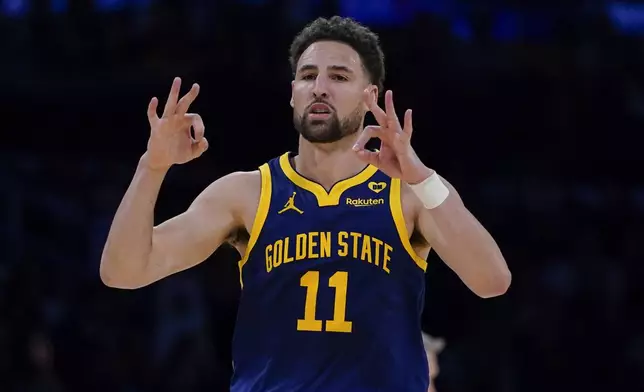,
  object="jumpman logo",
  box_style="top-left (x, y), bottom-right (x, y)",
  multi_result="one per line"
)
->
top-left (278, 192), bottom-right (304, 214)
